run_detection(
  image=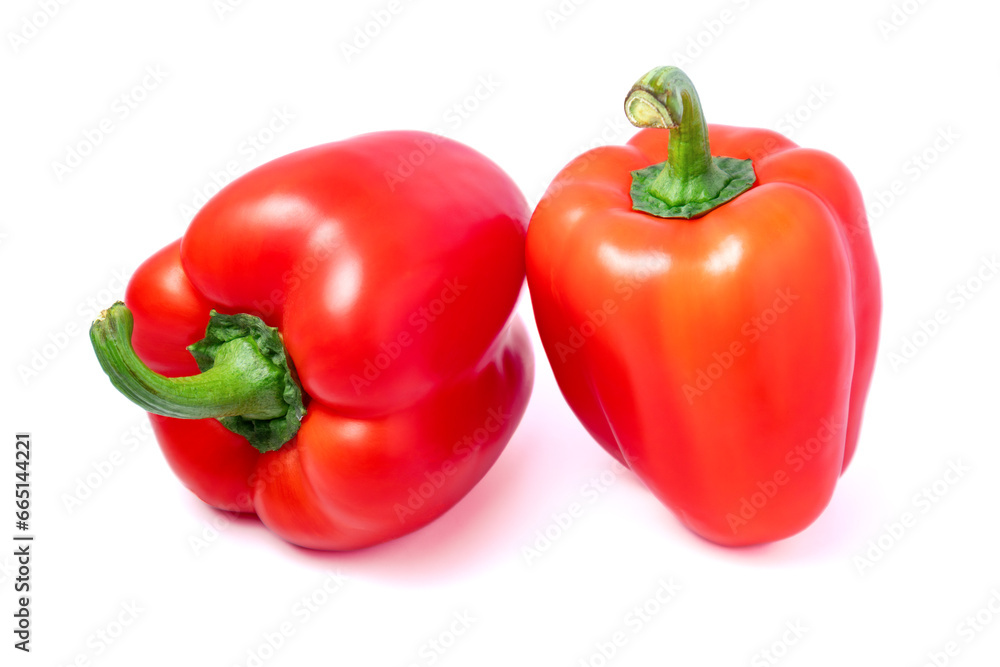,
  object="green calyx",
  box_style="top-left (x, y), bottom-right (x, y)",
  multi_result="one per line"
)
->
top-left (90, 303), bottom-right (305, 453)
top-left (625, 66), bottom-right (756, 219)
